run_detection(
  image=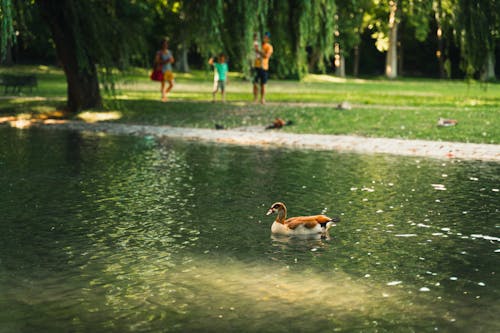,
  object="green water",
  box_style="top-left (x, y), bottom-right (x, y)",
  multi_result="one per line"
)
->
top-left (0, 127), bottom-right (499, 332)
